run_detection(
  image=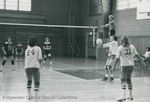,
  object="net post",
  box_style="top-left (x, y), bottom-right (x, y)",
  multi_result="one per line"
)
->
top-left (92, 26), bottom-right (95, 47)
